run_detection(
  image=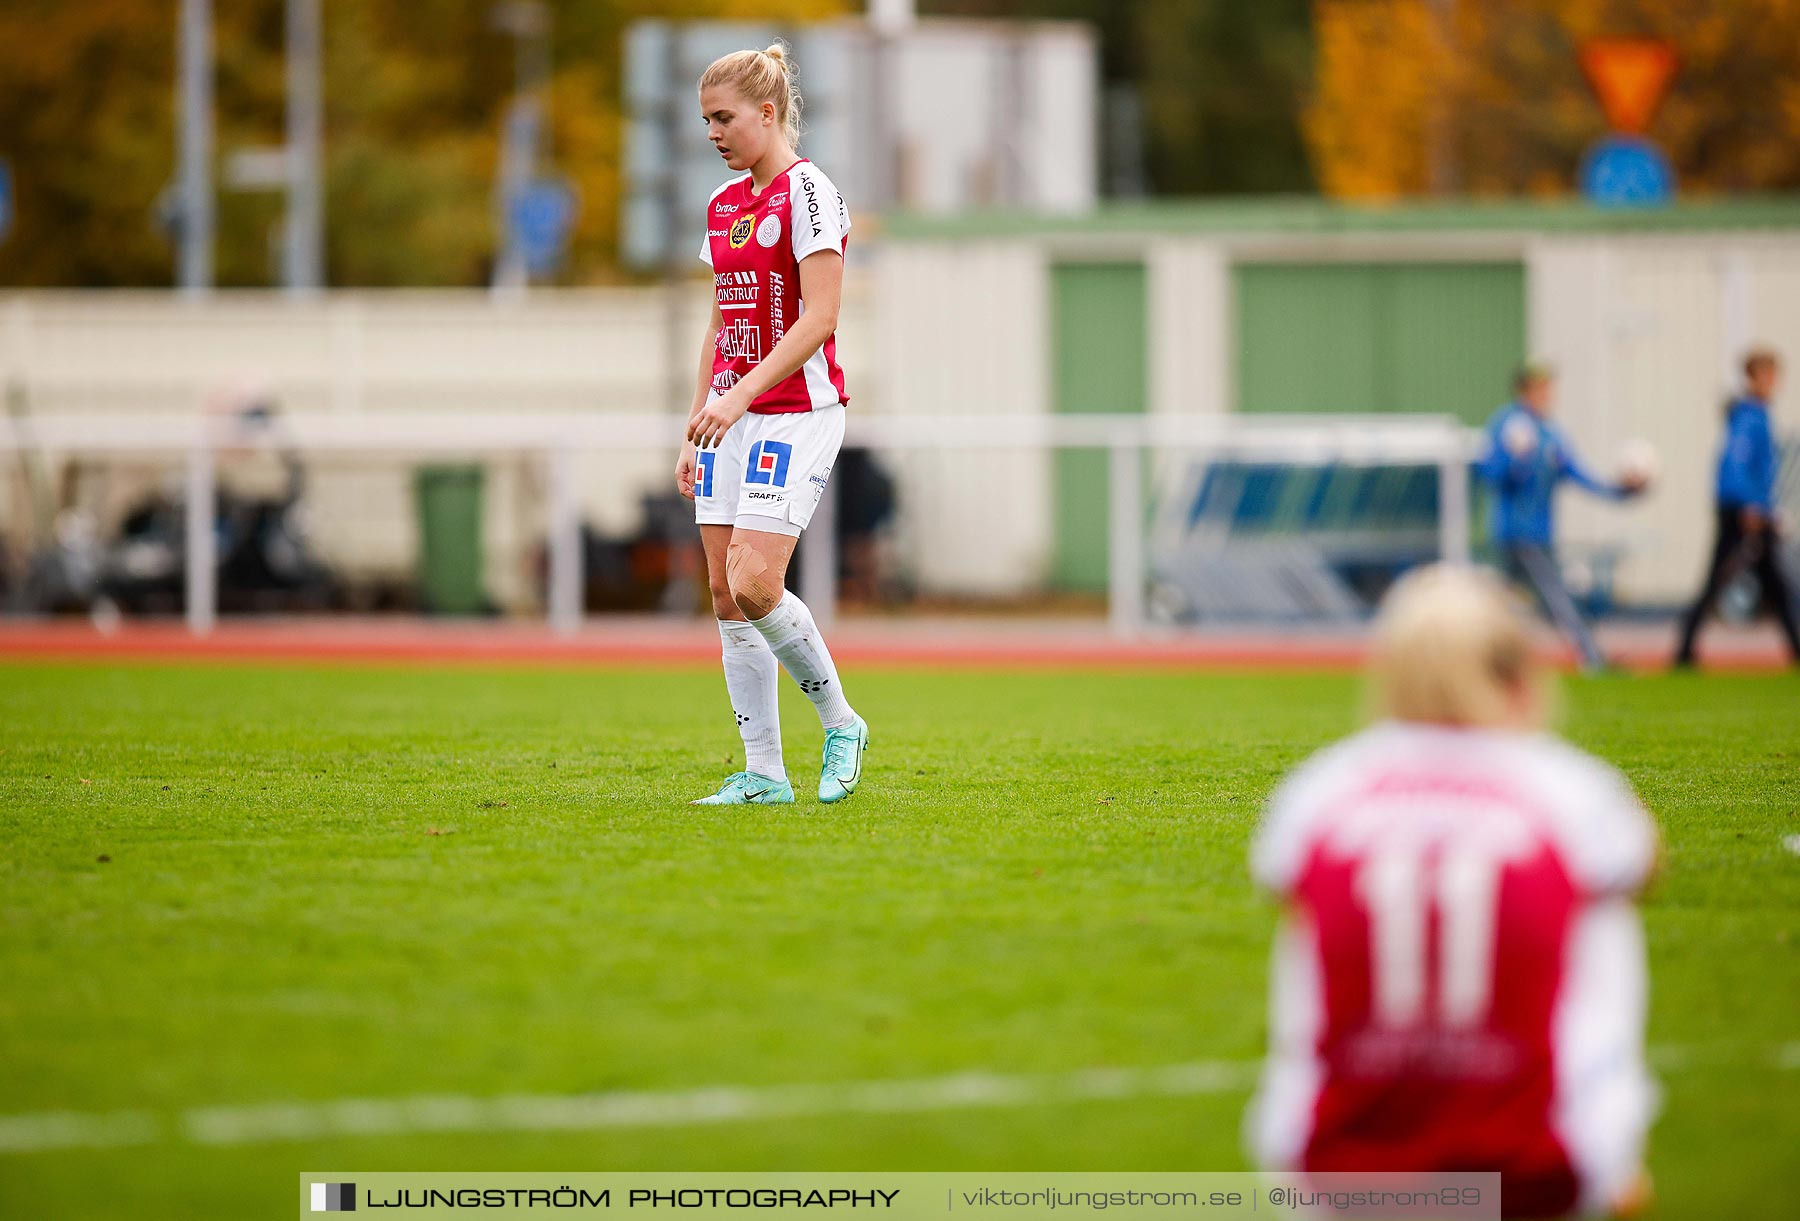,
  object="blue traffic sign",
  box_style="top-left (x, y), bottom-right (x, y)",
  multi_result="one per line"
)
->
top-left (509, 178), bottom-right (578, 277)
top-left (1580, 136), bottom-right (1674, 207)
